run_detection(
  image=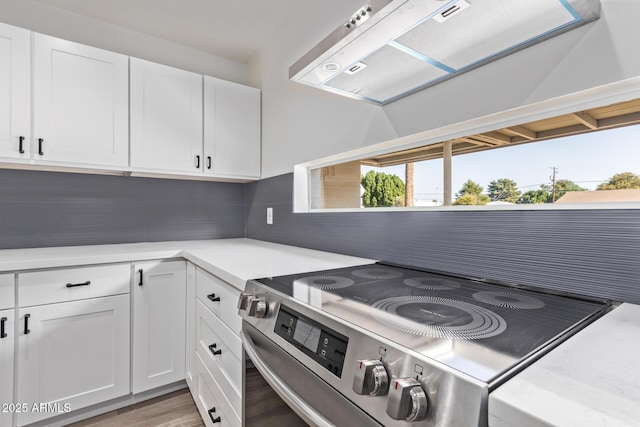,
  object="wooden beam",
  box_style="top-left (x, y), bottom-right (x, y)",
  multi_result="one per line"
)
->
top-left (454, 137), bottom-right (495, 147)
top-left (478, 131), bottom-right (512, 144)
top-left (506, 125), bottom-right (536, 140)
top-left (598, 111), bottom-right (640, 129)
top-left (536, 124), bottom-right (589, 140)
top-left (571, 111), bottom-right (599, 129)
